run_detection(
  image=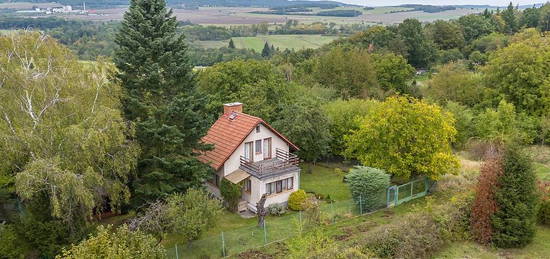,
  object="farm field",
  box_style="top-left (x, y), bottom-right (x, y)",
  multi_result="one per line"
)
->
top-left (2, 4), bottom-right (484, 25)
top-left (194, 34), bottom-right (340, 52)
